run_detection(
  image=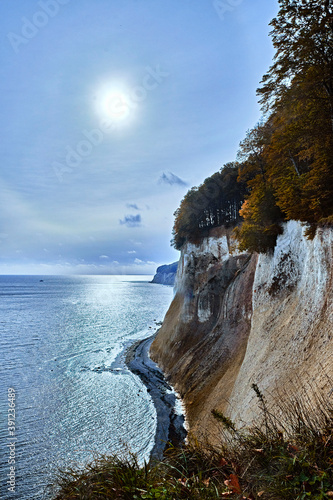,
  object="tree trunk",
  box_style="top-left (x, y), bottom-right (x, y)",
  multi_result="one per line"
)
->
top-left (288, 150), bottom-right (300, 176)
